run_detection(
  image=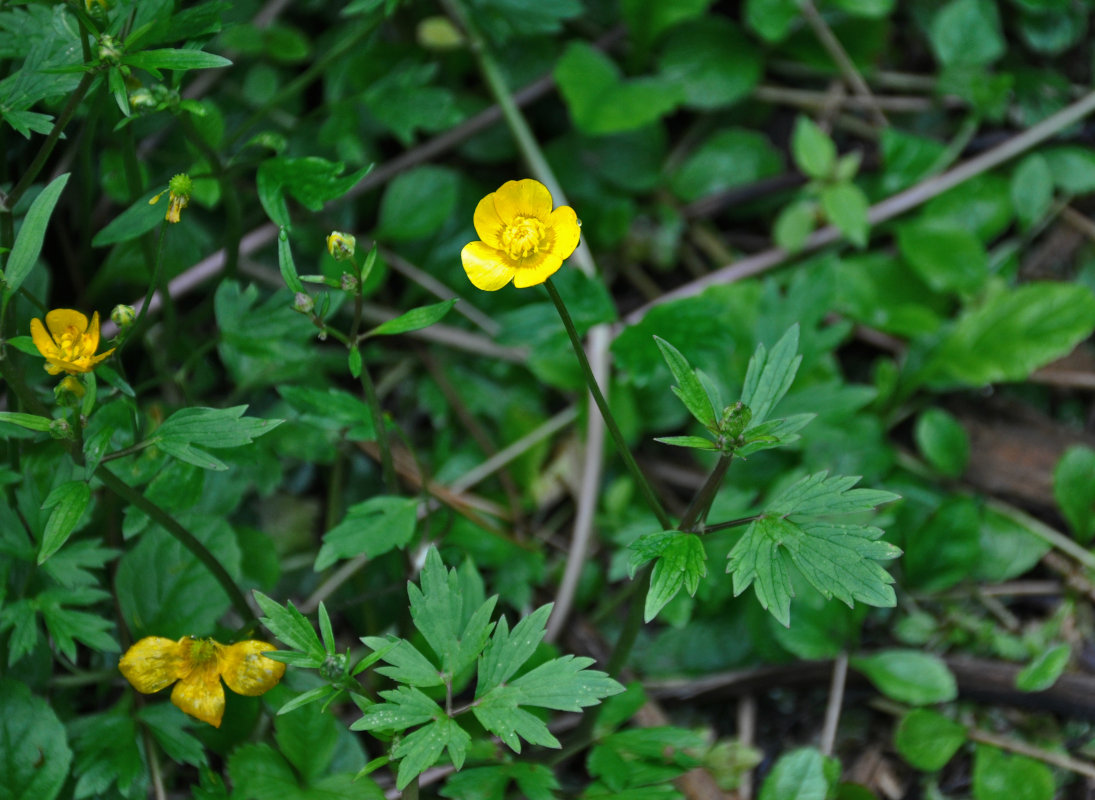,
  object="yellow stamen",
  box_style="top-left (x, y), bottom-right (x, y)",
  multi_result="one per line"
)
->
top-left (502, 216), bottom-right (546, 260)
